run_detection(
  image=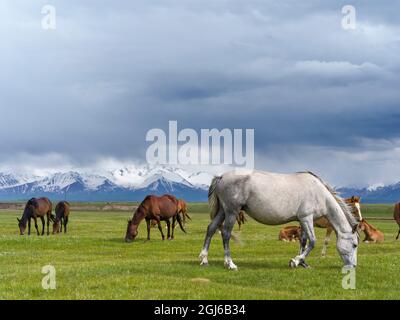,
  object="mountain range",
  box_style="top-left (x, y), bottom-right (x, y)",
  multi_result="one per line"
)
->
top-left (0, 166), bottom-right (399, 203)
